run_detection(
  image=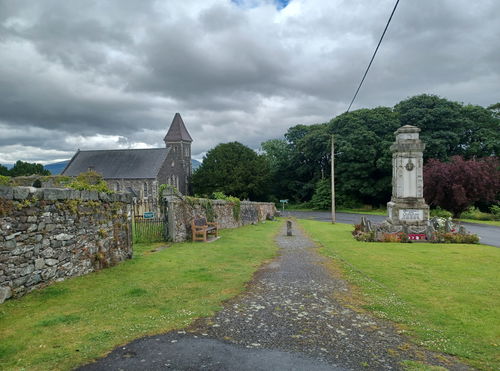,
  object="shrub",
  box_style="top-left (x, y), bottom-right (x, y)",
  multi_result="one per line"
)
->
top-left (460, 206), bottom-right (495, 221)
top-left (433, 232), bottom-right (480, 244)
top-left (69, 171), bottom-right (112, 193)
top-left (353, 231), bottom-right (376, 242)
top-left (0, 175), bottom-right (11, 186)
top-left (490, 204), bottom-right (500, 219)
top-left (430, 207), bottom-right (453, 218)
top-left (381, 233), bottom-right (401, 242)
